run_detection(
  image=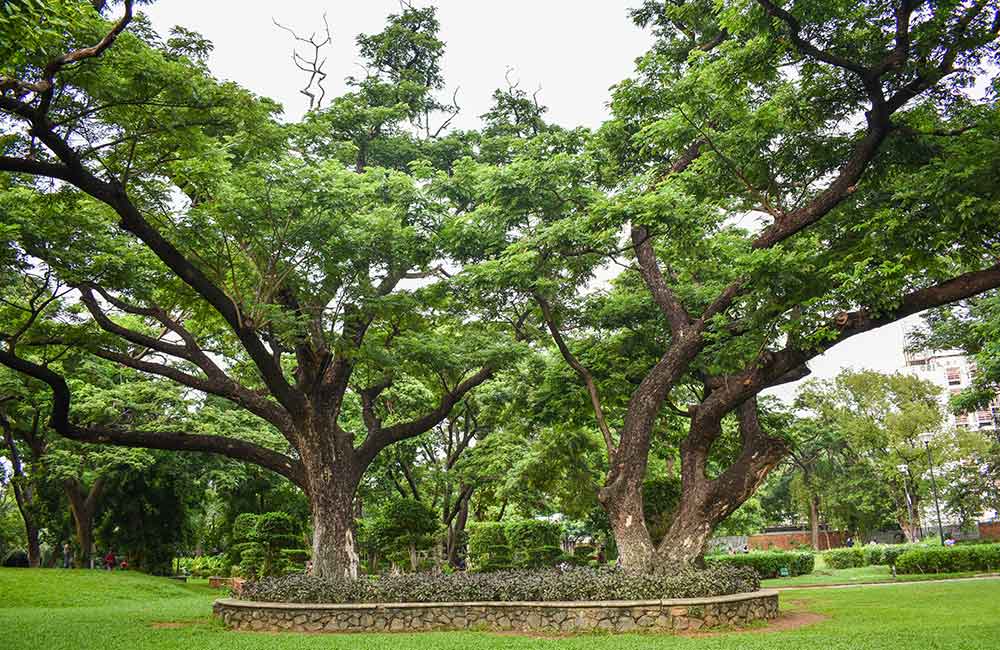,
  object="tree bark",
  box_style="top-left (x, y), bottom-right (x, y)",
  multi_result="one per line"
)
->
top-left (446, 487), bottom-right (471, 568)
top-left (612, 400), bottom-right (787, 572)
top-left (2, 425), bottom-right (41, 567)
top-left (65, 477), bottom-right (103, 569)
top-left (602, 478), bottom-right (655, 572)
top-left (809, 494), bottom-right (821, 550)
top-left (305, 452), bottom-right (362, 579)
top-left (23, 517), bottom-right (41, 568)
